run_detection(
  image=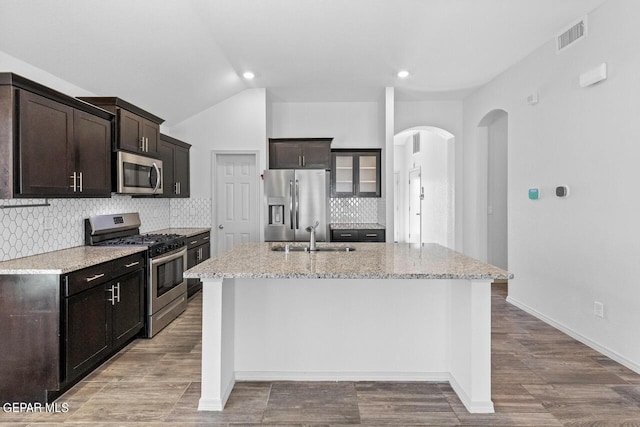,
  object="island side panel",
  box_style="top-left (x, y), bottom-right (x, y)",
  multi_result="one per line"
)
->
top-left (198, 278), bottom-right (235, 411)
top-left (449, 279), bottom-right (494, 413)
top-left (233, 278), bottom-right (450, 379)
